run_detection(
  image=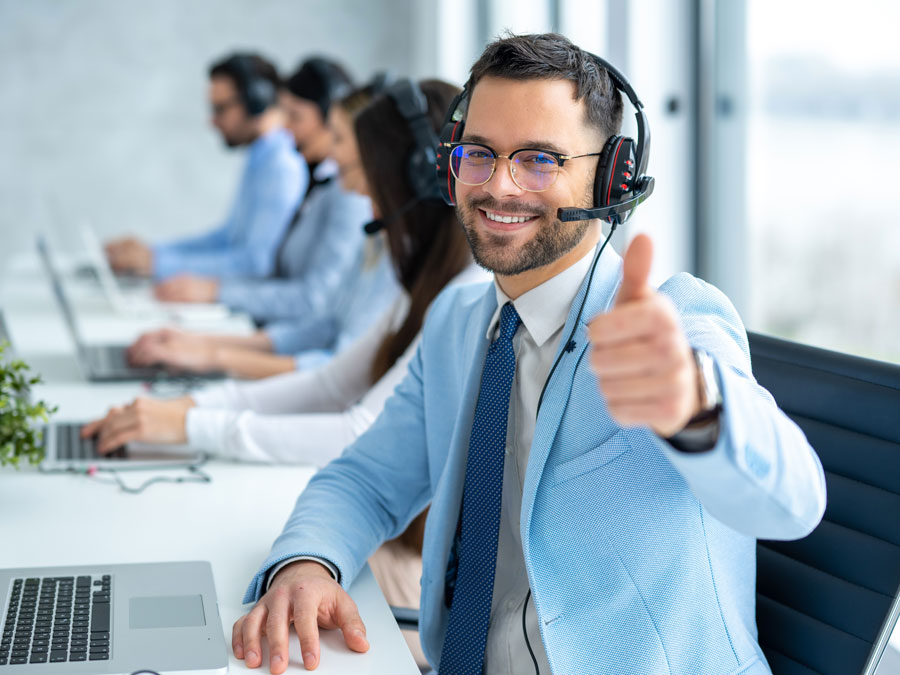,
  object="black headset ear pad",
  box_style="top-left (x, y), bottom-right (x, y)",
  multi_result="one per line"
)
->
top-left (436, 90), bottom-right (467, 206)
top-left (595, 135), bottom-right (637, 210)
